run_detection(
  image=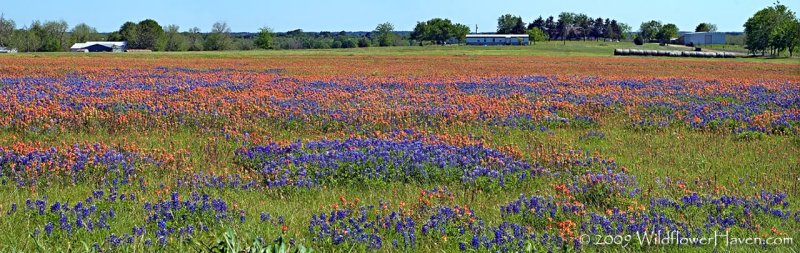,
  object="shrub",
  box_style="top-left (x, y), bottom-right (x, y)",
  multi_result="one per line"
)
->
top-left (633, 36), bottom-right (644, 45)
